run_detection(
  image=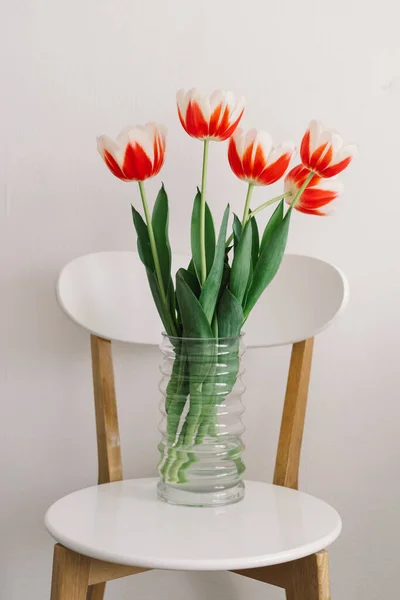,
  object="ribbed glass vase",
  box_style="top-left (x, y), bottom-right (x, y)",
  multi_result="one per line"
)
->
top-left (157, 334), bottom-right (246, 507)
